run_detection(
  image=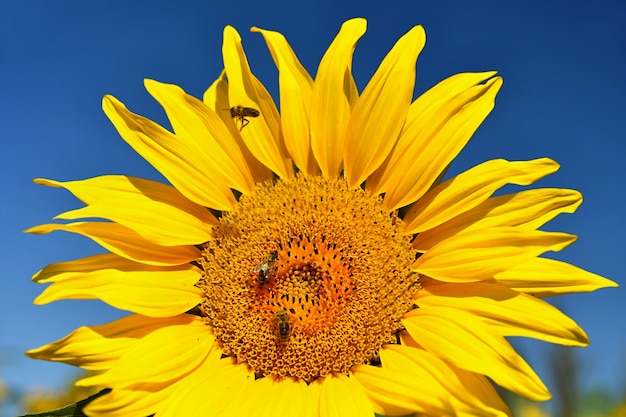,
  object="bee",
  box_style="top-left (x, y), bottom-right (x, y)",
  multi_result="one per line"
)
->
top-left (229, 106), bottom-right (260, 131)
top-left (275, 309), bottom-right (291, 343)
top-left (253, 251), bottom-right (278, 288)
